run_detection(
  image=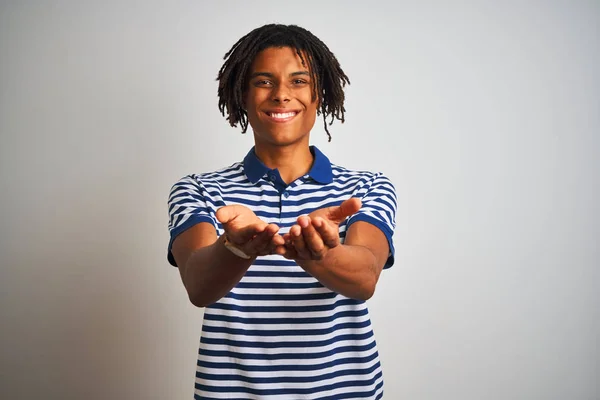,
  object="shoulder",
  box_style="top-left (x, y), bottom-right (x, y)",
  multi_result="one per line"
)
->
top-left (330, 163), bottom-right (395, 189)
top-left (170, 162), bottom-right (245, 191)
